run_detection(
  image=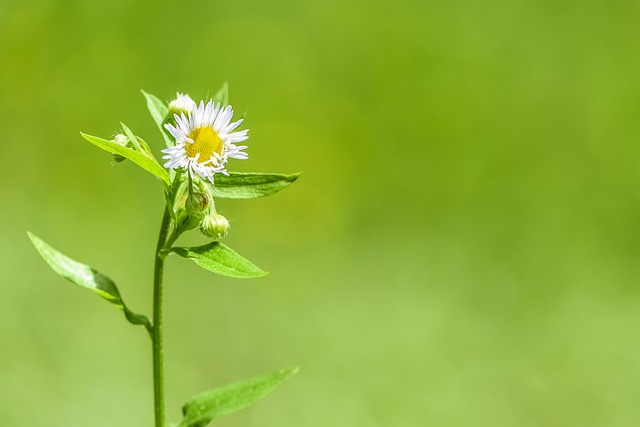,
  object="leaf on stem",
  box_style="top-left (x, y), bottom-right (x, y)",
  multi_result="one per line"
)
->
top-left (210, 172), bottom-right (301, 199)
top-left (141, 90), bottom-right (173, 146)
top-left (171, 242), bottom-right (267, 279)
top-left (27, 232), bottom-right (151, 331)
top-left (121, 122), bottom-right (153, 156)
top-left (80, 132), bottom-right (171, 186)
top-left (178, 366), bottom-right (299, 427)
top-left (212, 82), bottom-right (229, 106)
